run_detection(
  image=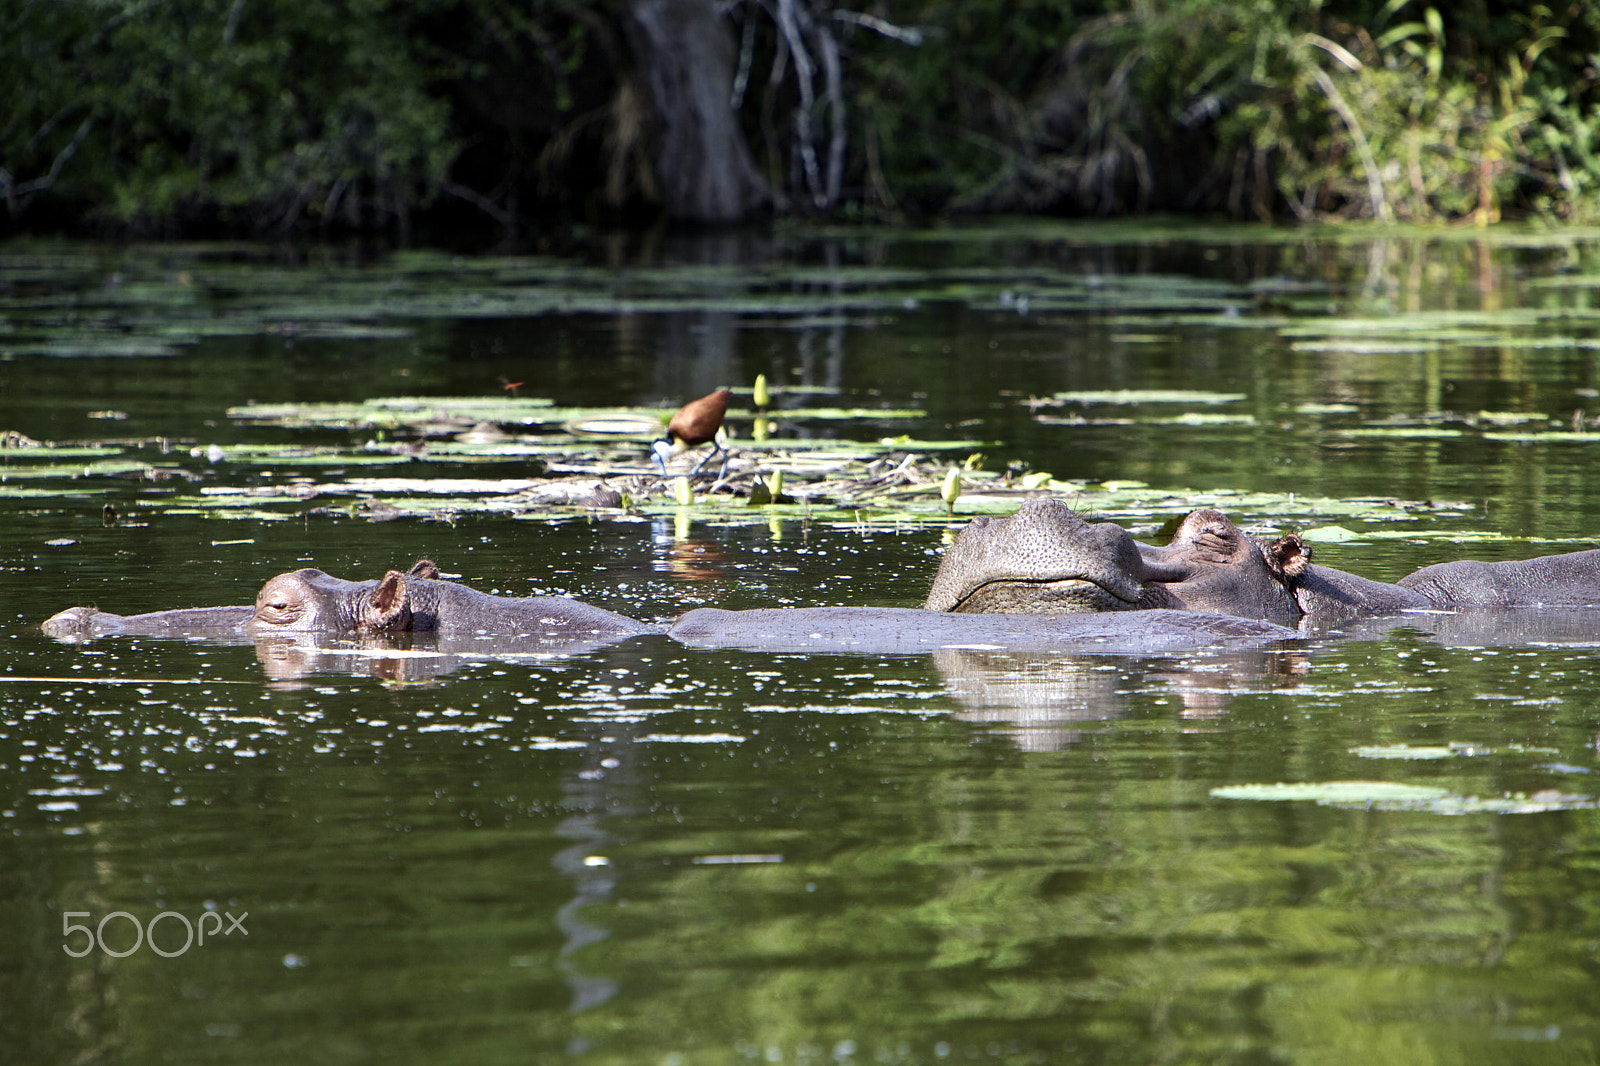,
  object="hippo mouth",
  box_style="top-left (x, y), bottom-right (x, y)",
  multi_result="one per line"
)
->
top-left (945, 576), bottom-right (1144, 614)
